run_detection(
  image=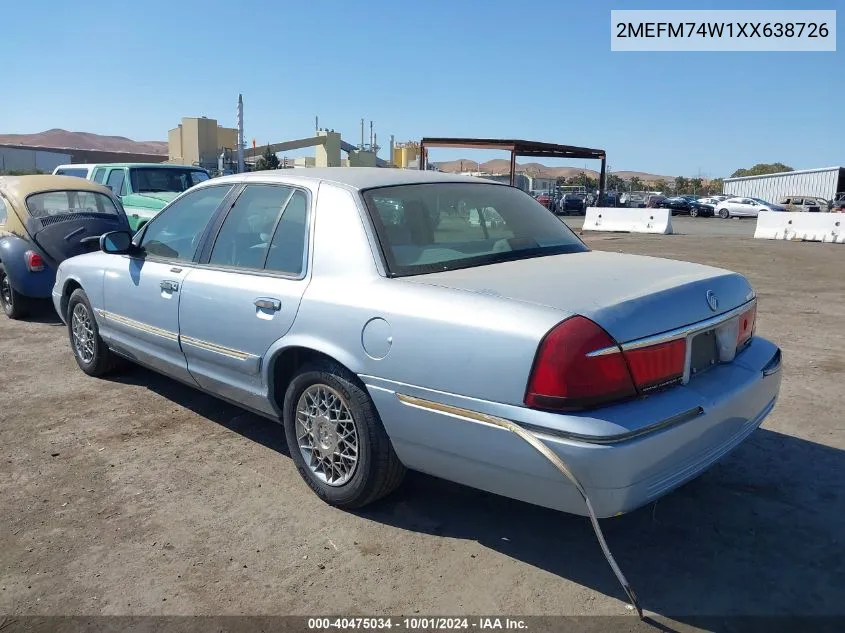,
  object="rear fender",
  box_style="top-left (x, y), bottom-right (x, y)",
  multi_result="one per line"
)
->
top-left (0, 234), bottom-right (55, 298)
